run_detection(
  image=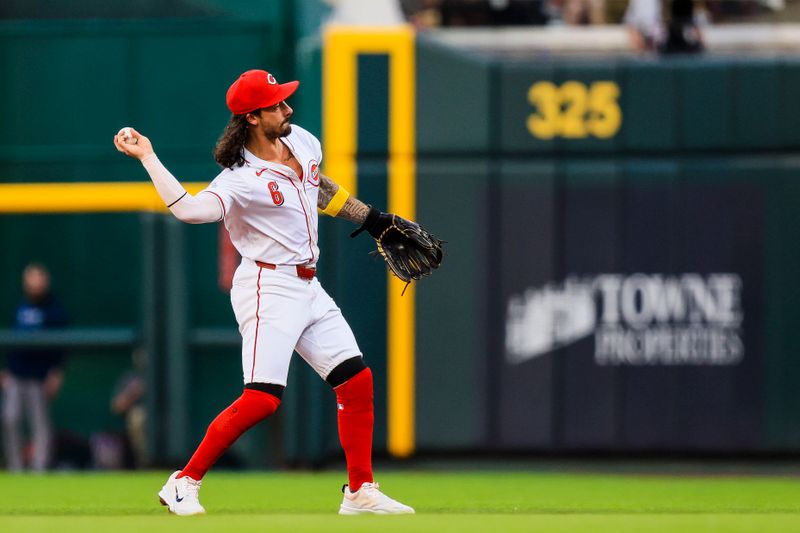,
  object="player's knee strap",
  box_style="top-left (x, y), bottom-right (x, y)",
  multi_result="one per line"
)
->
top-left (326, 356), bottom-right (367, 388)
top-left (245, 381), bottom-right (285, 400)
